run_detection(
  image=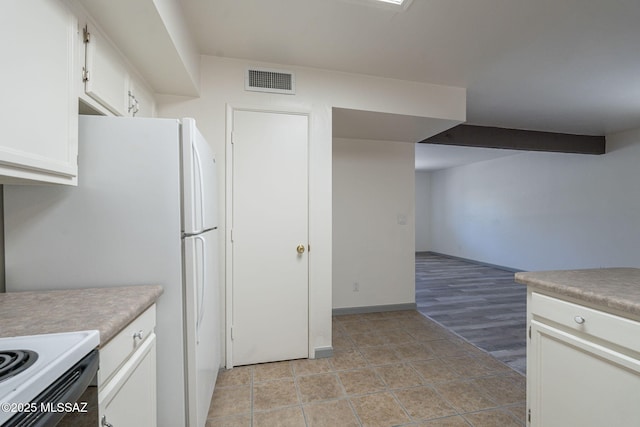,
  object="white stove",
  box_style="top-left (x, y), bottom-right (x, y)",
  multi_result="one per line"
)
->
top-left (0, 330), bottom-right (99, 426)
